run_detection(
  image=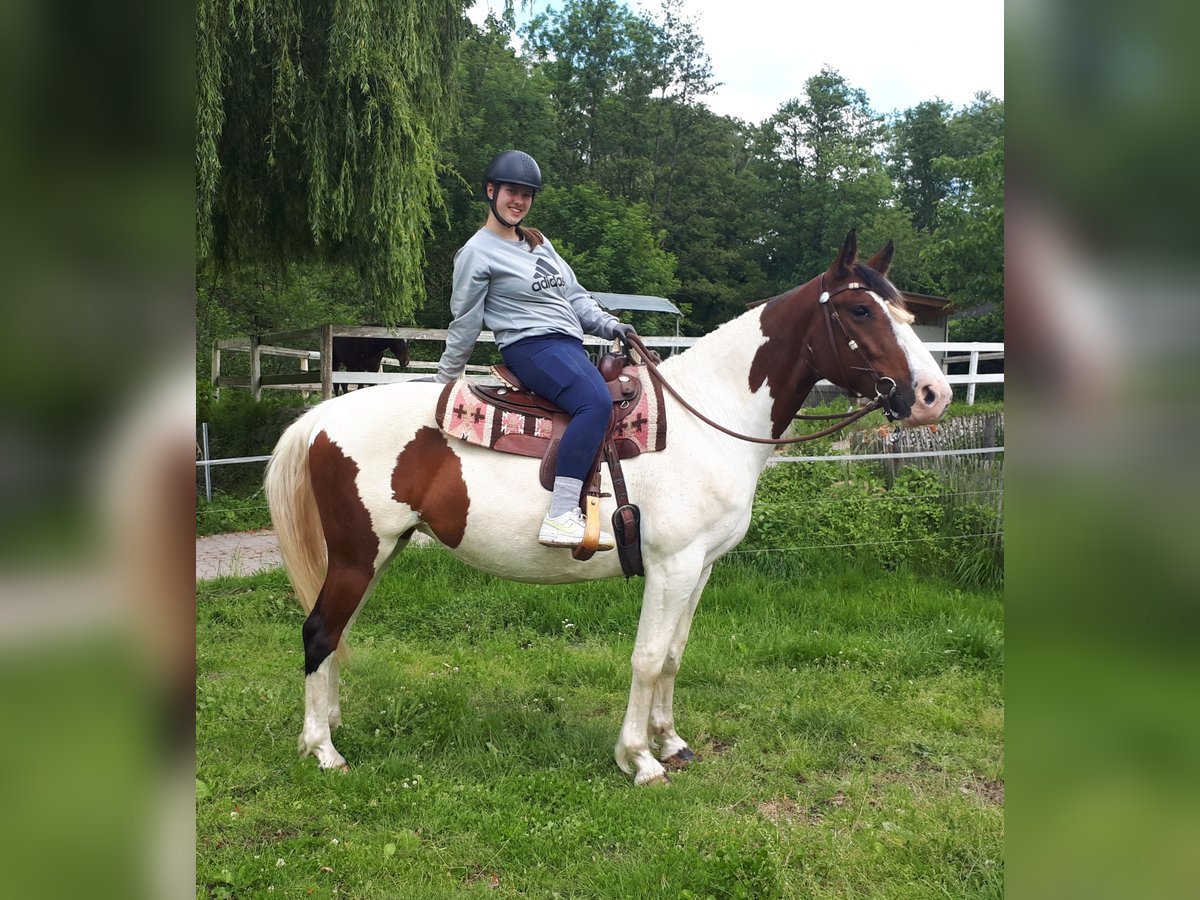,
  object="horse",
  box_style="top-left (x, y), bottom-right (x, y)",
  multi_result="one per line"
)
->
top-left (331, 336), bottom-right (411, 395)
top-left (264, 231), bottom-right (954, 785)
